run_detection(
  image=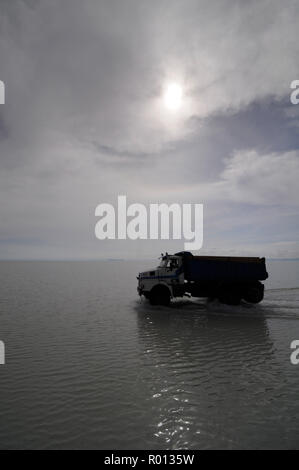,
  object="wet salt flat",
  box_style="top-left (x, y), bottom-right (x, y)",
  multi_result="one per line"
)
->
top-left (0, 260), bottom-right (298, 449)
